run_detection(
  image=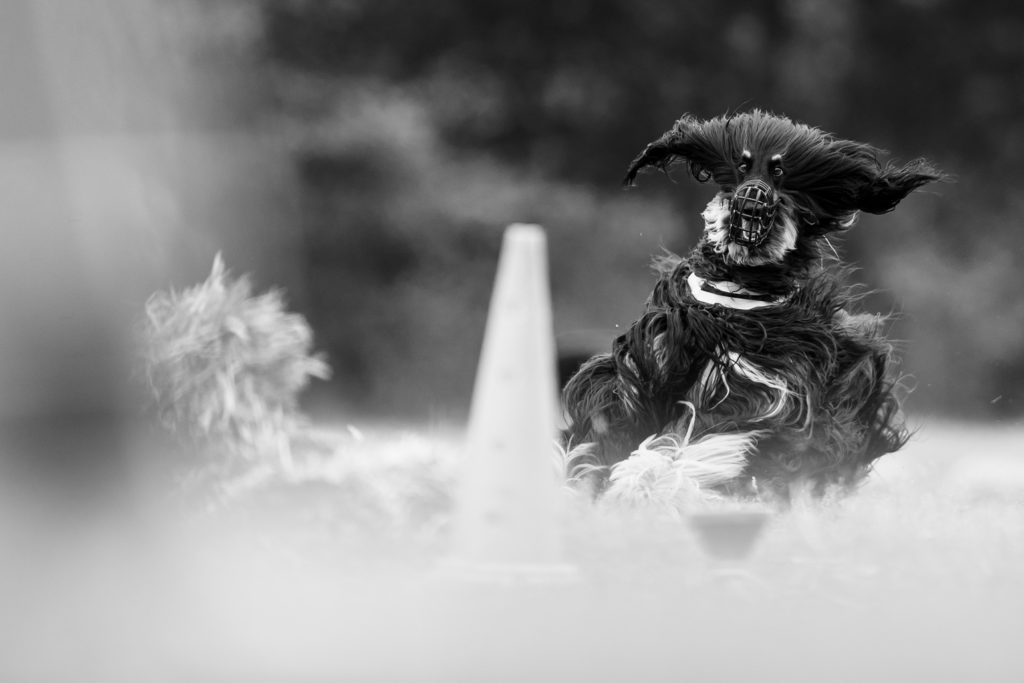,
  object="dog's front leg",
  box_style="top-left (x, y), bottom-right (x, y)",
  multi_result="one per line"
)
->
top-left (561, 352), bottom-right (647, 471)
top-left (562, 316), bottom-right (690, 476)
